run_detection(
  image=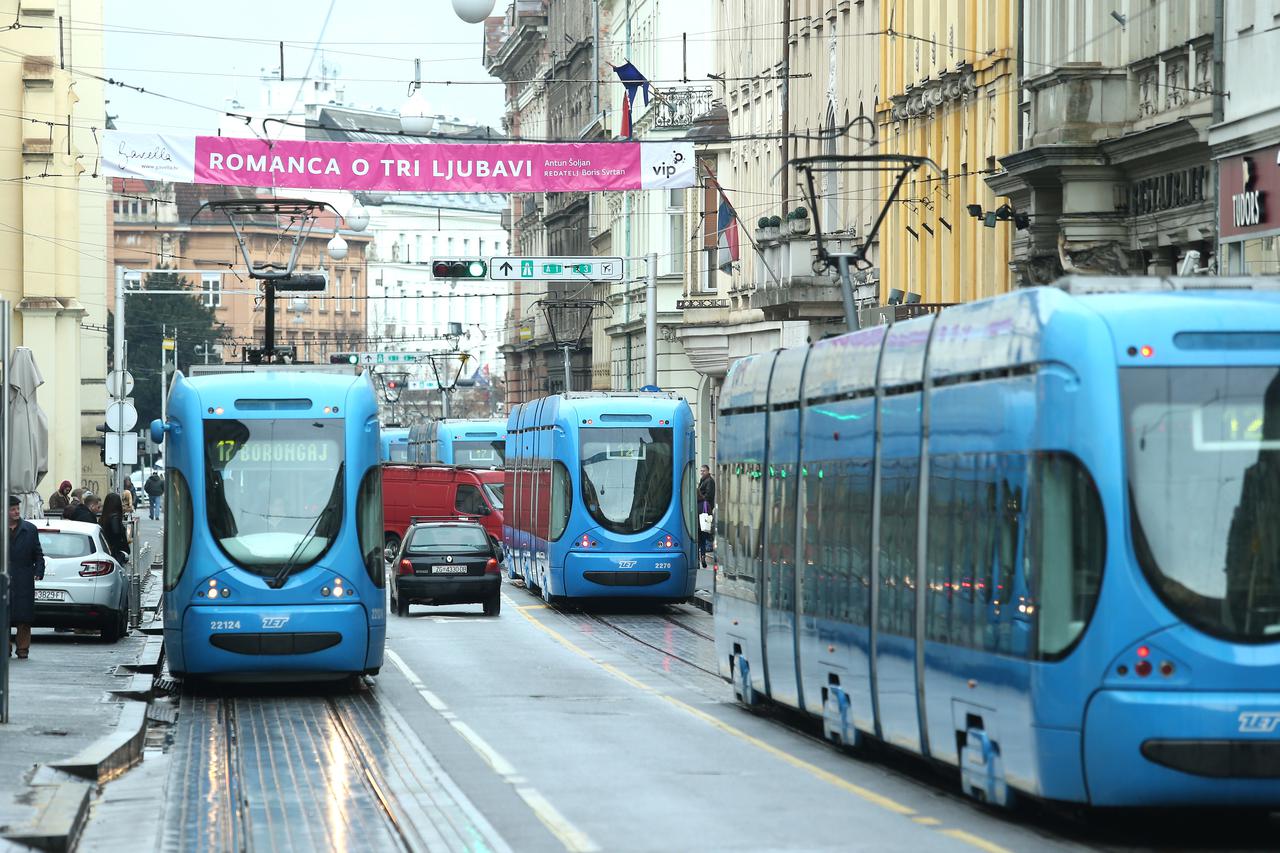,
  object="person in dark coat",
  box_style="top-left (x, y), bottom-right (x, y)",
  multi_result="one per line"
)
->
top-left (99, 493), bottom-right (130, 566)
top-left (8, 494), bottom-right (45, 659)
top-left (697, 465), bottom-right (716, 568)
top-left (65, 492), bottom-right (98, 525)
top-left (48, 480), bottom-right (72, 512)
